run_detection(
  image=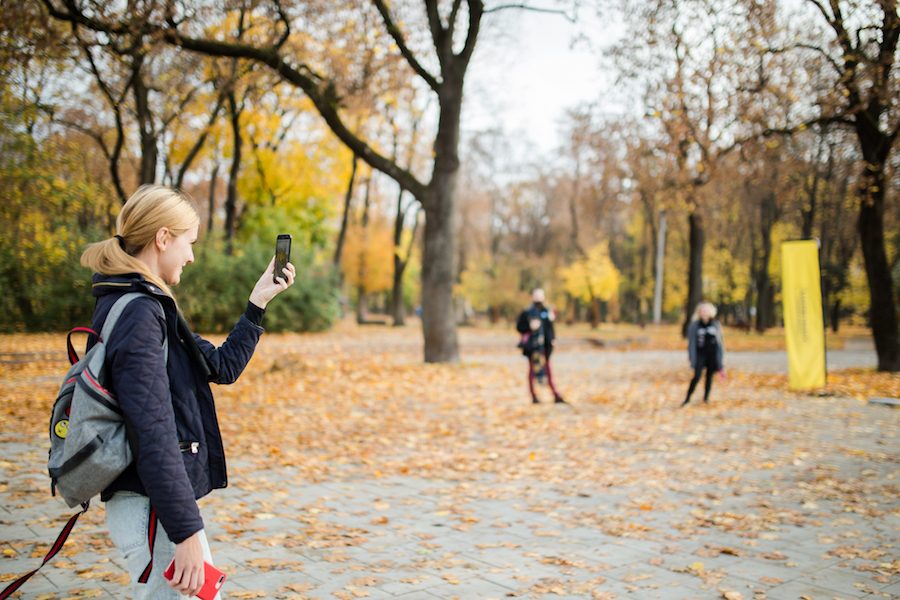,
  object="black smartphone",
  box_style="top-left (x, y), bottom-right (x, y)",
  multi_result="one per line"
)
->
top-left (274, 234), bottom-right (292, 283)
